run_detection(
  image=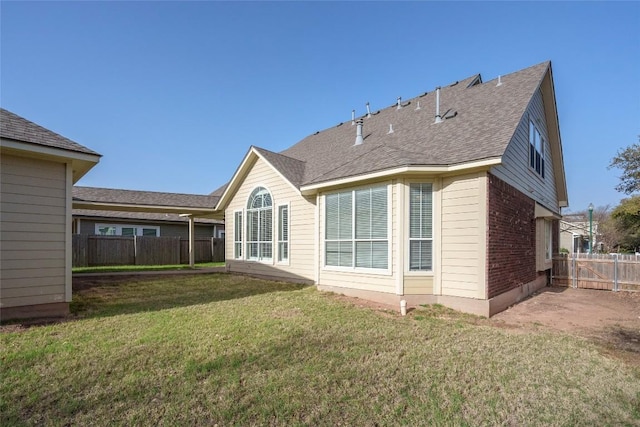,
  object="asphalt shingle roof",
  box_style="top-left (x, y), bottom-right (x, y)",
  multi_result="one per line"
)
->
top-left (258, 61), bottom-right (550, 188)
top-left (73, 209), bottom-right (222, 224)
top-left (73, 187), bottom-right (219, 209)
top-left (1, 108), bottom-right (100, 156)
